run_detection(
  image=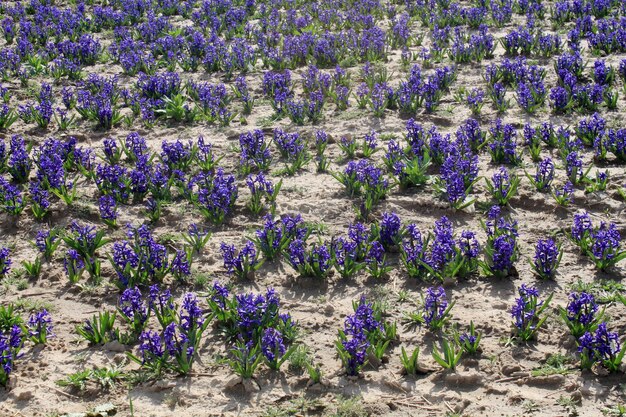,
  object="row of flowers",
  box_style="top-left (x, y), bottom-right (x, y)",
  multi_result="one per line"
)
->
top-left (0, 112), bottom-right (625, 222)
top-left (4, 53), bottom-right (626, 132)
top-left (0, 0), bottom-right (625, 131)
top-left (0, 205), bottom-right (623, 299)
top-left (2, 281), bottom-right (624, 389)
